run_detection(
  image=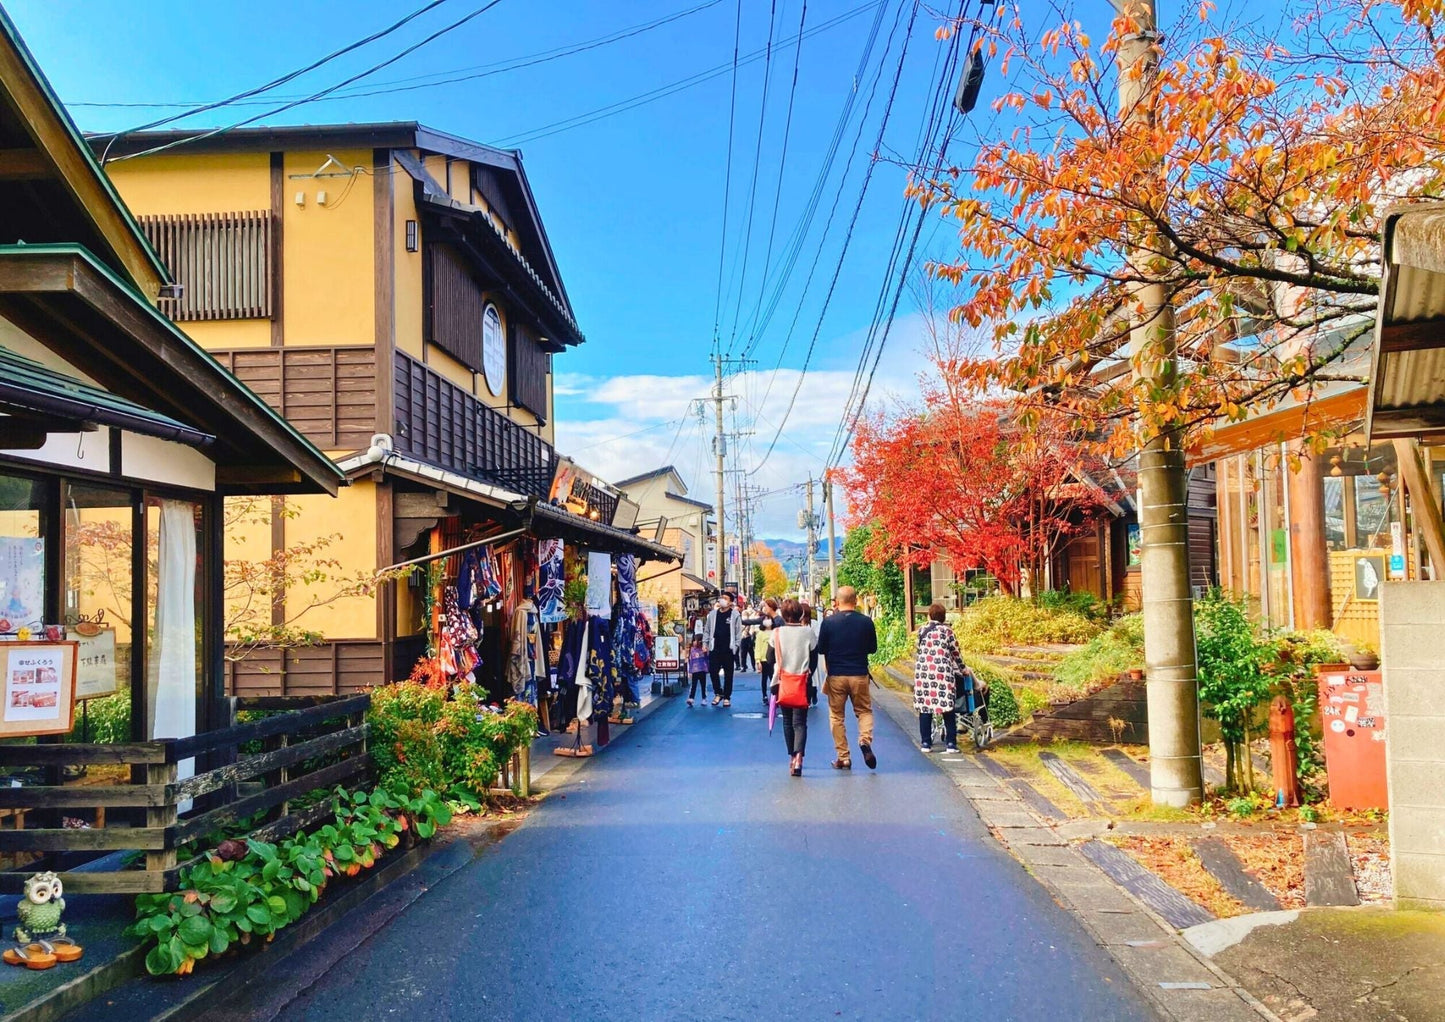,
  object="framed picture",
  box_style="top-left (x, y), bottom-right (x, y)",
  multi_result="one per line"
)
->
top-left (1126, 523), bottom-right (1142, 568)
top-left (0, 641), bottom-right (77, 737)
top-left (1353, 555), bottom-right (1386, 601)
